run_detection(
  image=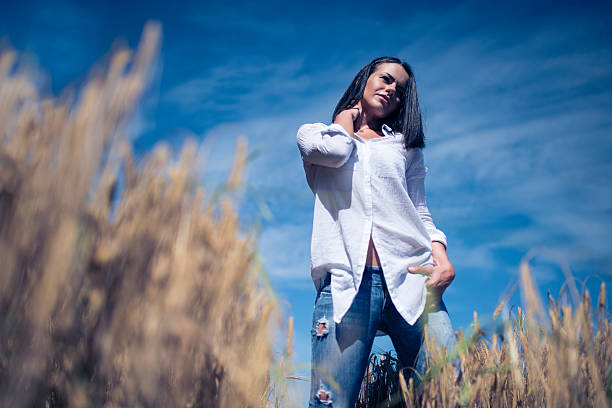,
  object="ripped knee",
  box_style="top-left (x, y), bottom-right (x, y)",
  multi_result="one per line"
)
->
top-left (315, 316), bottom-right (329, 337)
top-left (316, 383), bottom-right (333, 405)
